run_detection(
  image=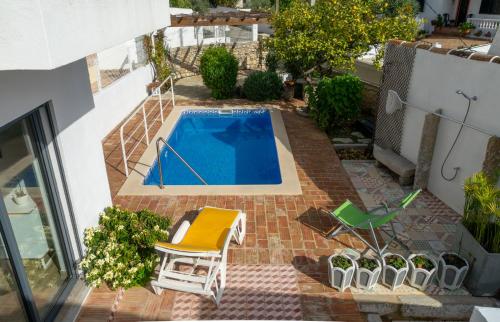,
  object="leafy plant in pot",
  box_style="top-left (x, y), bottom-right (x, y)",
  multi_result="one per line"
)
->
top-left (437, 252), bottom-right (469, 290)
top-left (283, 80), bottom-right (295, 101)
top-left (458, 22), bottom-right (476, 37)
top-left (355, 257), bottom-right (381, 290)
top-left (328, 254), bottom-right (355, 292)
top-left (13, 179), bottom-right (30, 206)
top-left (382, 253), bottom-right (409, 290)
top-left (454, 171), bottom-right (500, 296)
top-left (407, 254), bottom-right (437, 290)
